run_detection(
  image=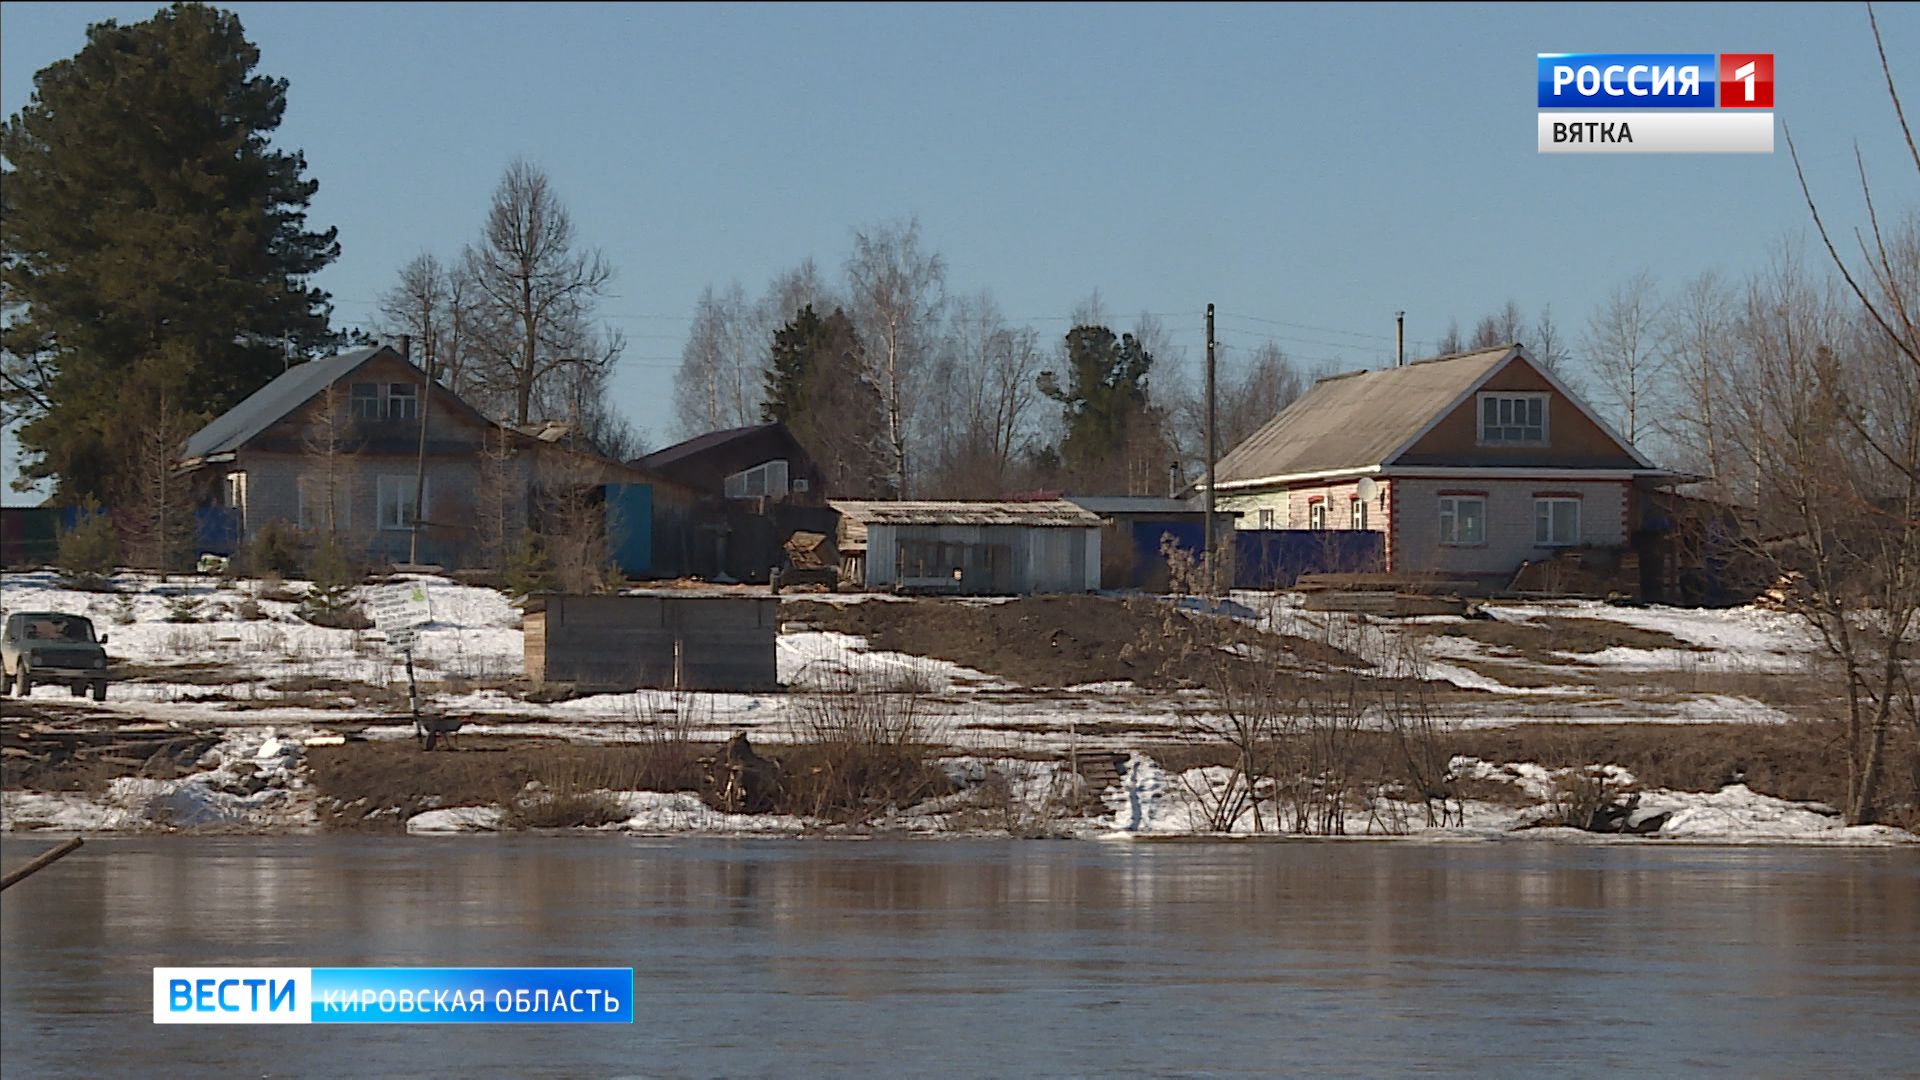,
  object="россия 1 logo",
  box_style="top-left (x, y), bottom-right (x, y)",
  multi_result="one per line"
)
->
top-left (1536, 53), bottom-right (1774, 154)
